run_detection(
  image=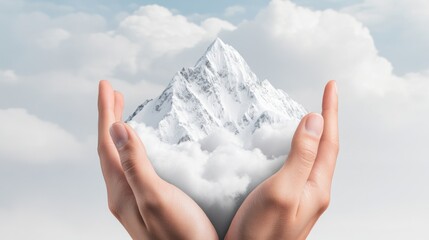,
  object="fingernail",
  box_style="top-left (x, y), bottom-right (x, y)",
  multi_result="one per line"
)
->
top-left (110, 122), bottom-right (128, 148)
top-left (305, 113), bottom-right (323, 137)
